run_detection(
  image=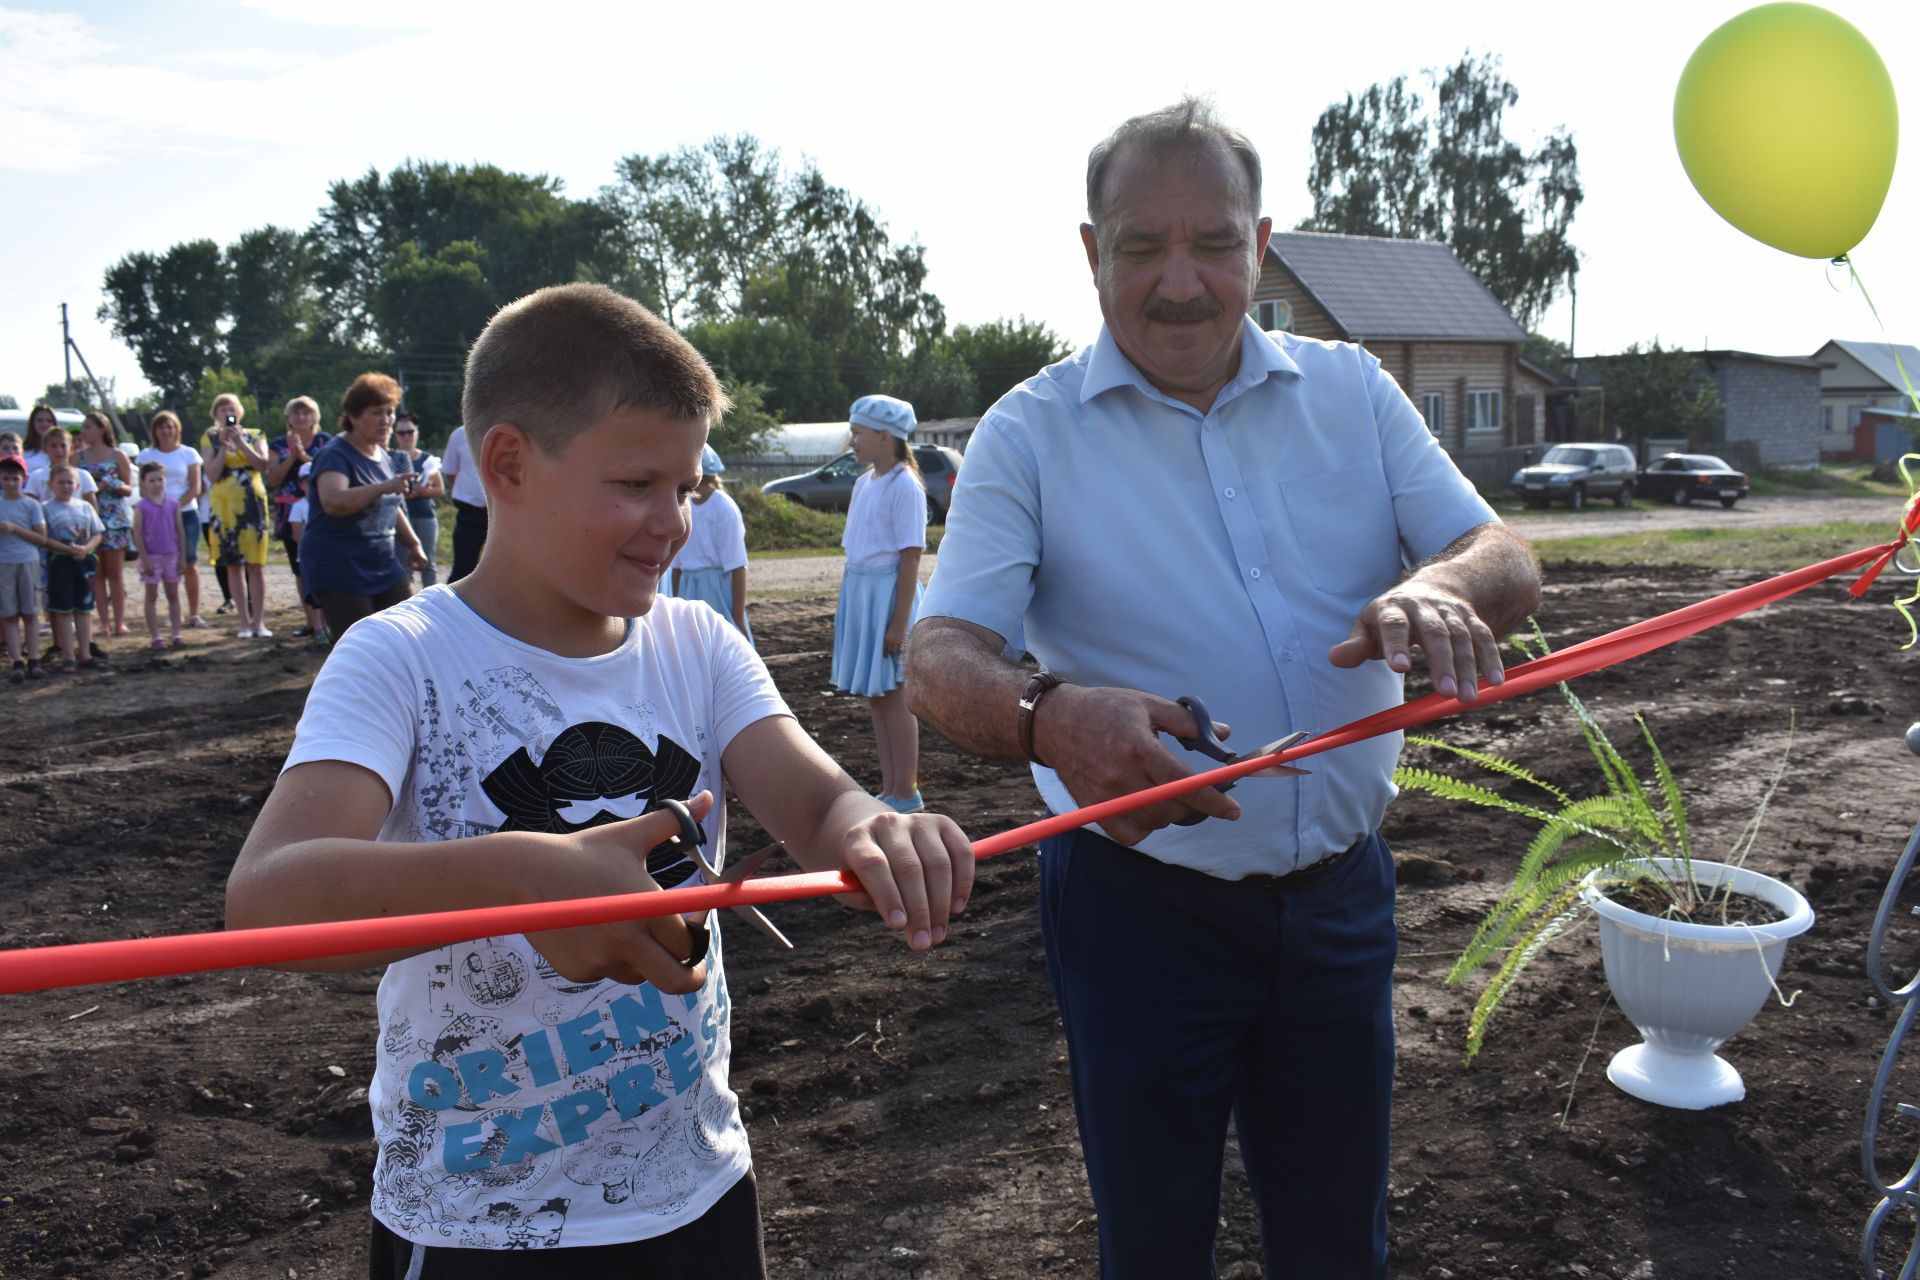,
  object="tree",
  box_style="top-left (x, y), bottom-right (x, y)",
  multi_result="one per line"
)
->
top-left (1521, 332), bottom-right (1572, 380)
top-left (185, 367), bottom-right (261, 437)
top-left (1596, 342), bottom-right (1721, 444)
top-left (0, 395), bottom-right (17, 410)
top-left (936, 317), bottom-right (1073, 411)
top-left (98, 240), bottom-right (228, 404)
top-left (710, 379), bottom-right (782, 456)
top-left (309, 161), bottom-right (623, 350)
top-left (604, 136), bottom-right (949, 420)
top-left (1302, 53), bottom-right (1582, 330)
